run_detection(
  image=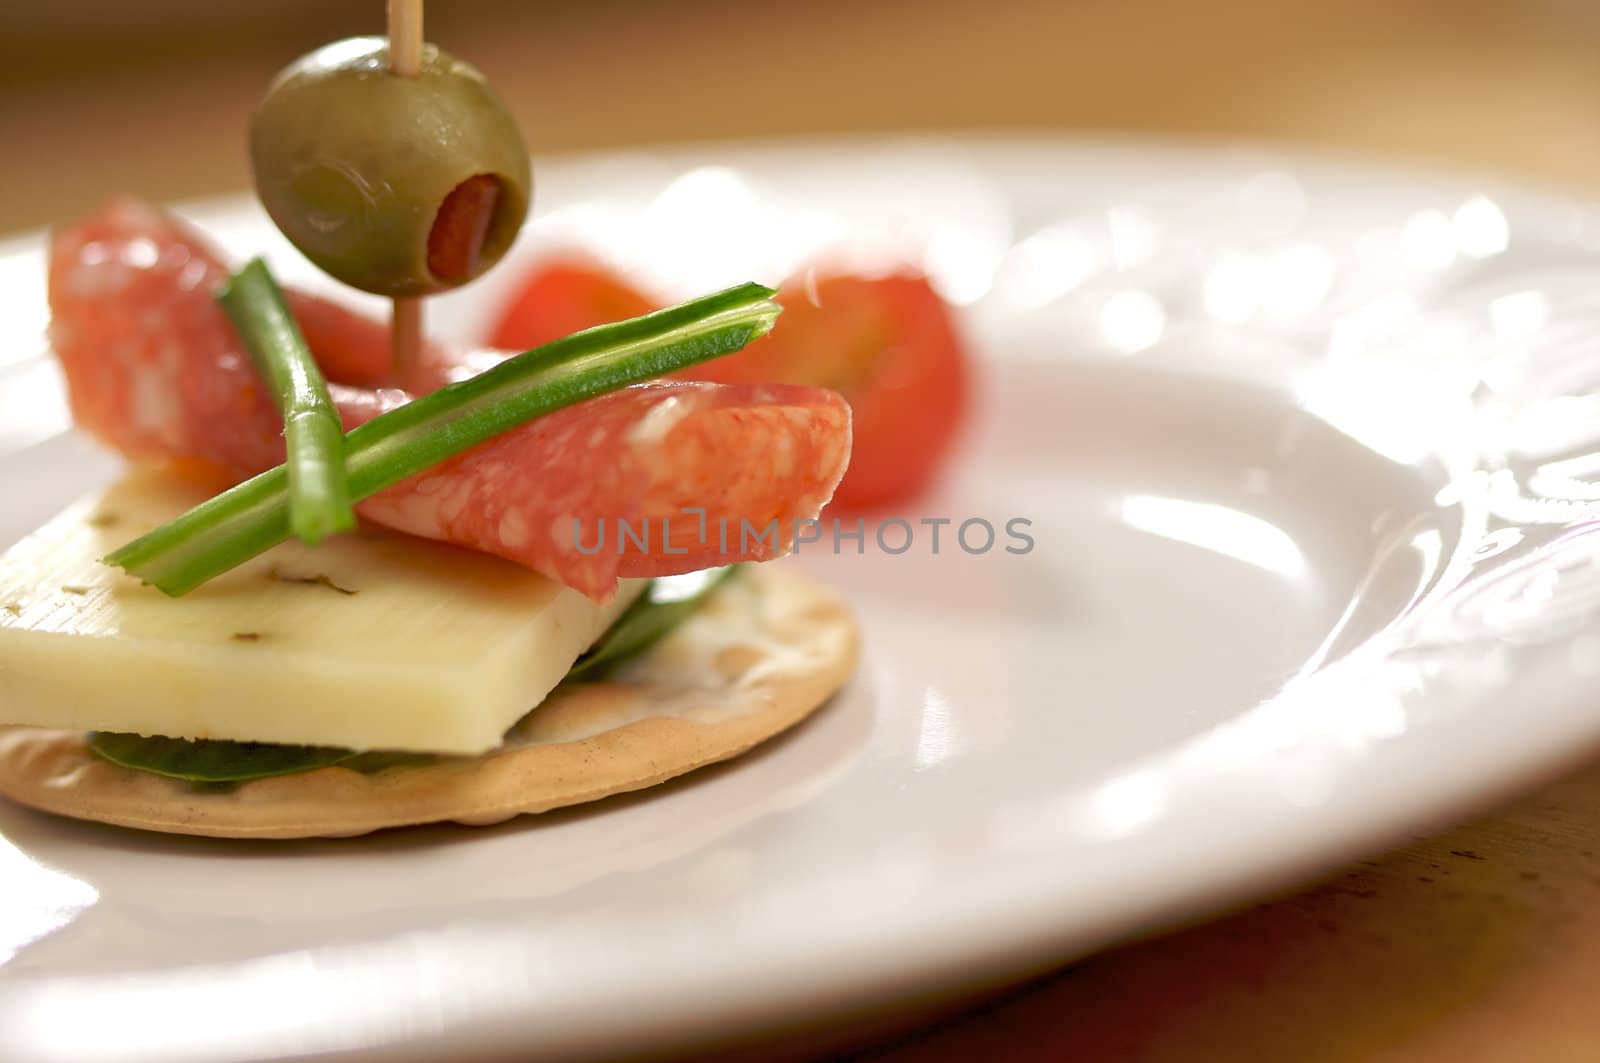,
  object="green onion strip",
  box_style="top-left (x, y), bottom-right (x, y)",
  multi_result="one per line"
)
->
top-left (217, 257), bottom-right (355, 545)
top-left (108, 280), bottom-right (781, 596)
